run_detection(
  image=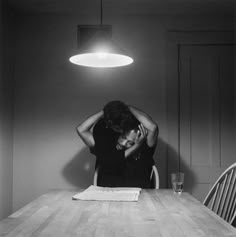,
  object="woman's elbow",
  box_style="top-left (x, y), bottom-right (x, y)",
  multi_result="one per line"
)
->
top-left (76, 125), bottom-right (84, 136)
top-left (150, 122), bottom-right (158, 135)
